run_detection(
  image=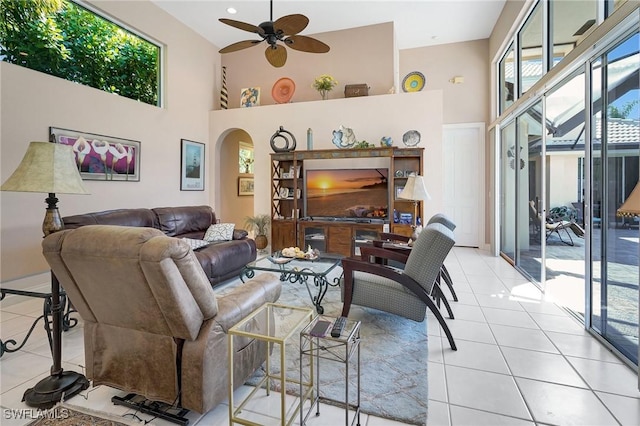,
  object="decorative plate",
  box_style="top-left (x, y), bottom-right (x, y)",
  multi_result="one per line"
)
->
top-left (271, 77), bottom-right (295, 103)
top-left (402, 71), bottom-right (425, 92)
top-left (402, 130), bottom-right (421, 146)
top-left (268, 256), bottom-right (293, 264)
